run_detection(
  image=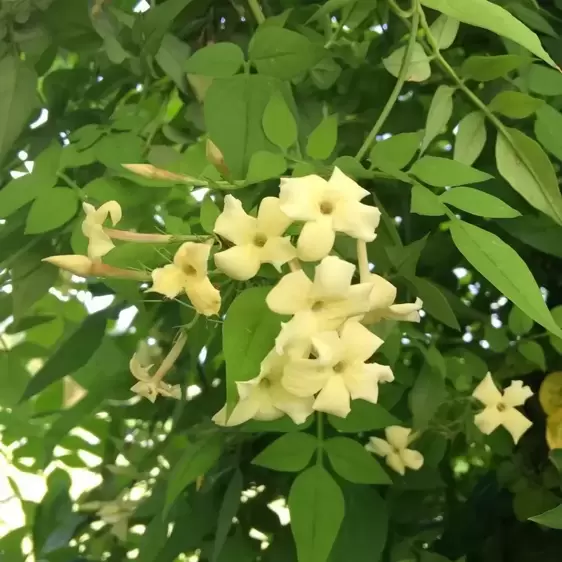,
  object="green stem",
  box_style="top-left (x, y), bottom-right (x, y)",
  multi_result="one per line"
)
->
top-left (316, 412), bottom-right (324, 465)
top-left (59, 172), bottom-right (84, 200)
top-left (372, 191), bottom-right (403, 248)
top-left (247, 0), bottom-right (265, 24)
top-left (355, 0), bottom-right (420, 162)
